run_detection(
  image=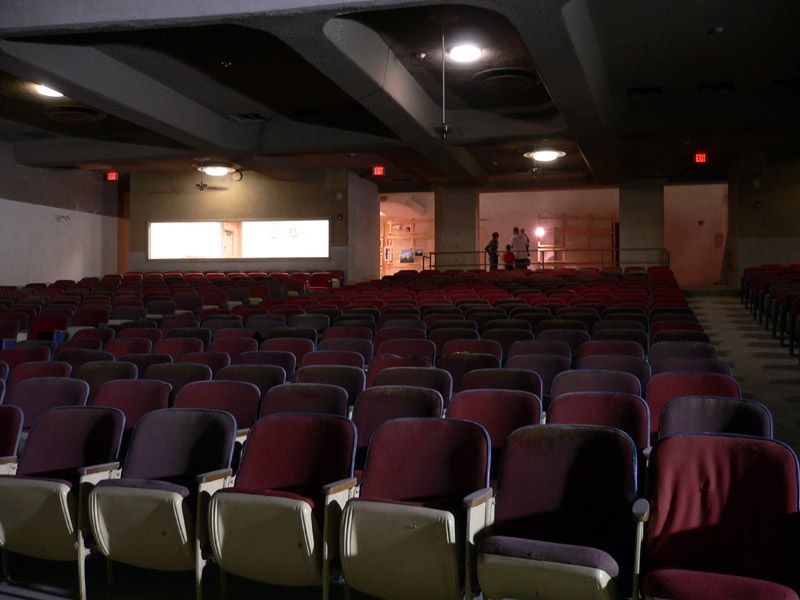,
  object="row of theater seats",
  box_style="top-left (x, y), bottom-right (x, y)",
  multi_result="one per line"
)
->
top-left (741, 263), bottom-right (800, 360)
top-left (0, 401), bottom-right (793, 599)
top-left (0, 267), bottom-right (797, 599)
